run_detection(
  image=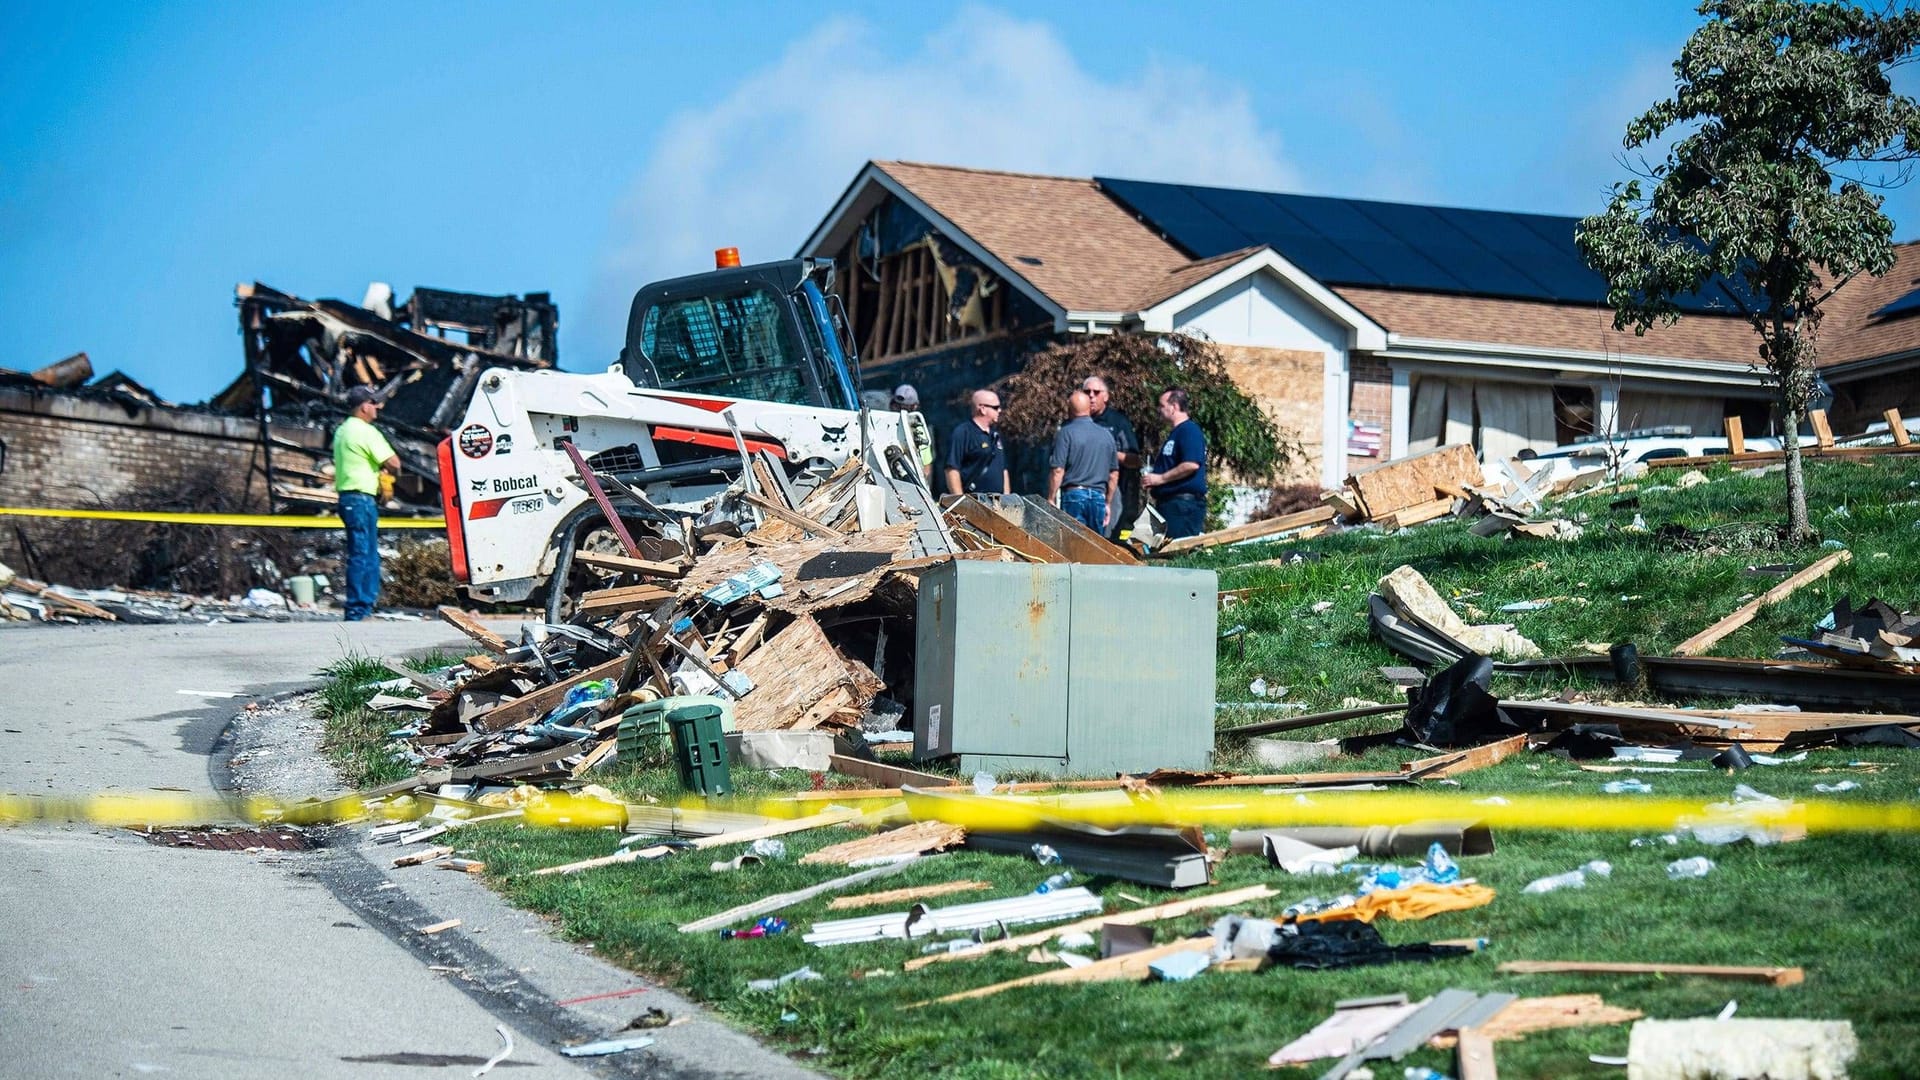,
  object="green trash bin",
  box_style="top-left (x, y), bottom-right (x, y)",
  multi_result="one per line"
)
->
top-left (666, 700), bottom-right (733, 797)
top-left (619, 694), bottom-right (734, 767)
